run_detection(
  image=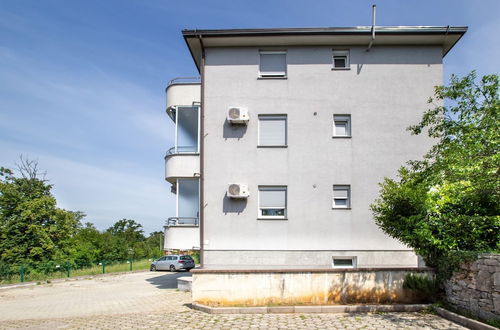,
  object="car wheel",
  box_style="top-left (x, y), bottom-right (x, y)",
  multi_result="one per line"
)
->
top-left (170, 265), bottom-right (176, 272)
top-left (150, 265), bottom-right (156, 271)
